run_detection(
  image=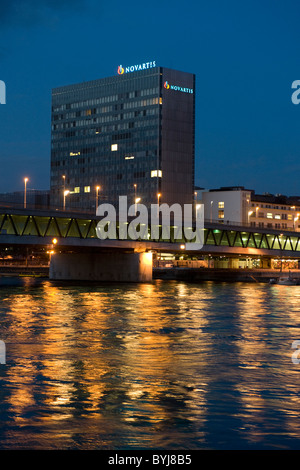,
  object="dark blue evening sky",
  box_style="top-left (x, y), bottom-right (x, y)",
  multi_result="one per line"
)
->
top-left (0, 0), bottom-right (300, 196)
